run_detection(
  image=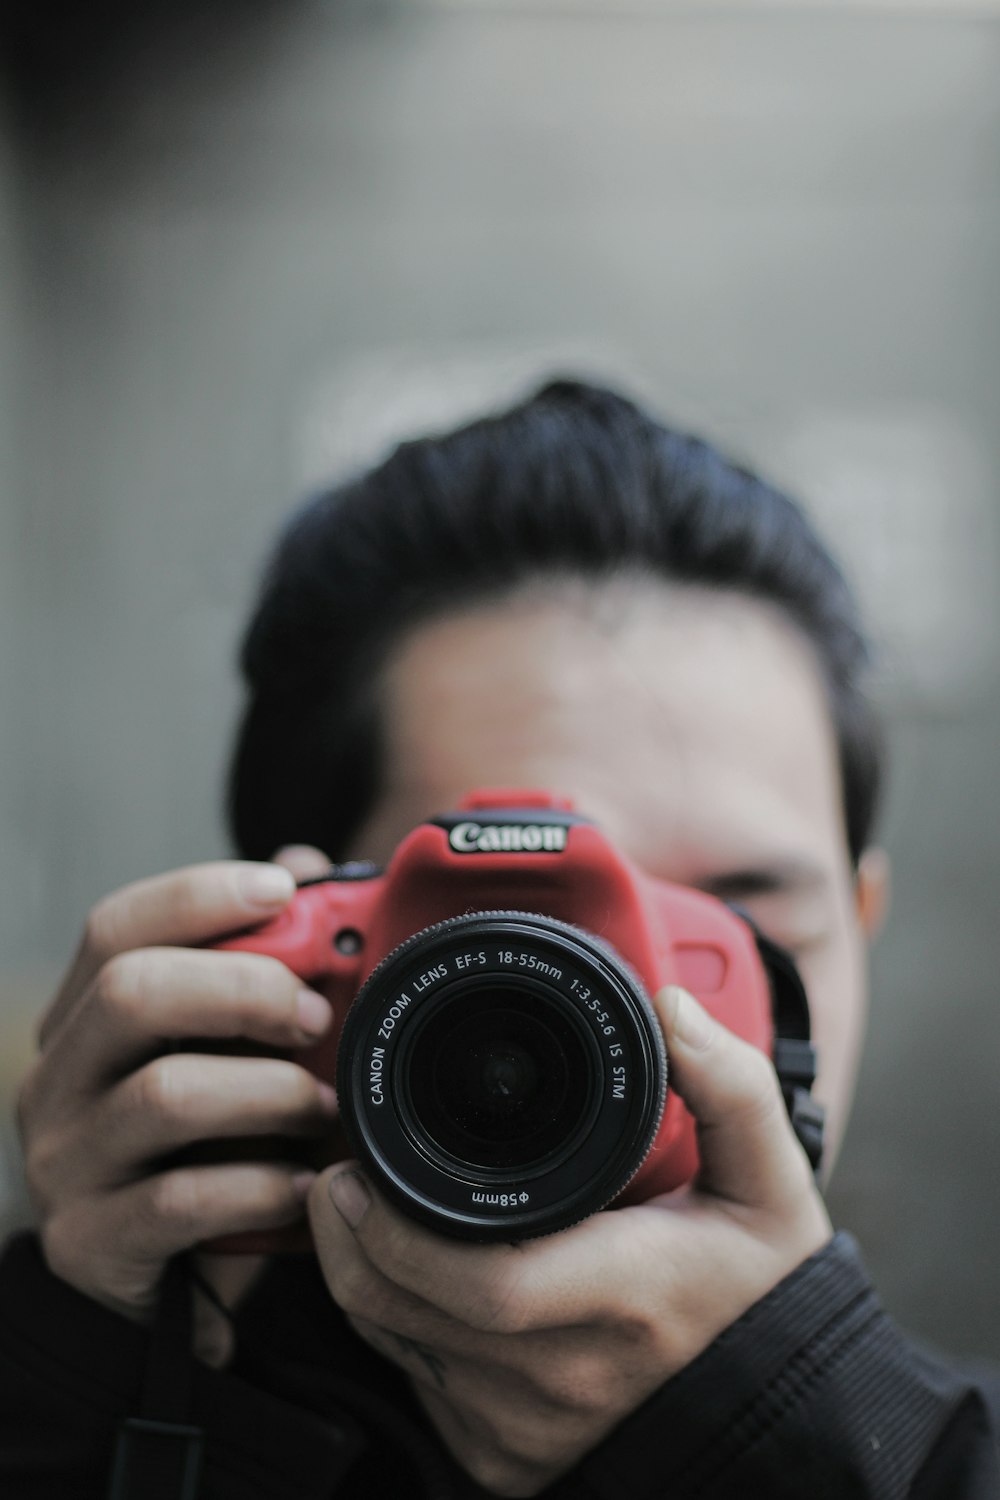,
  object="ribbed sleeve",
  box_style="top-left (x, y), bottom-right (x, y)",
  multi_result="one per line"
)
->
top-left (563, 1233), bottom-right (1000, 1499)
top-left (2, 1230), bottom-right (996, 1499)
